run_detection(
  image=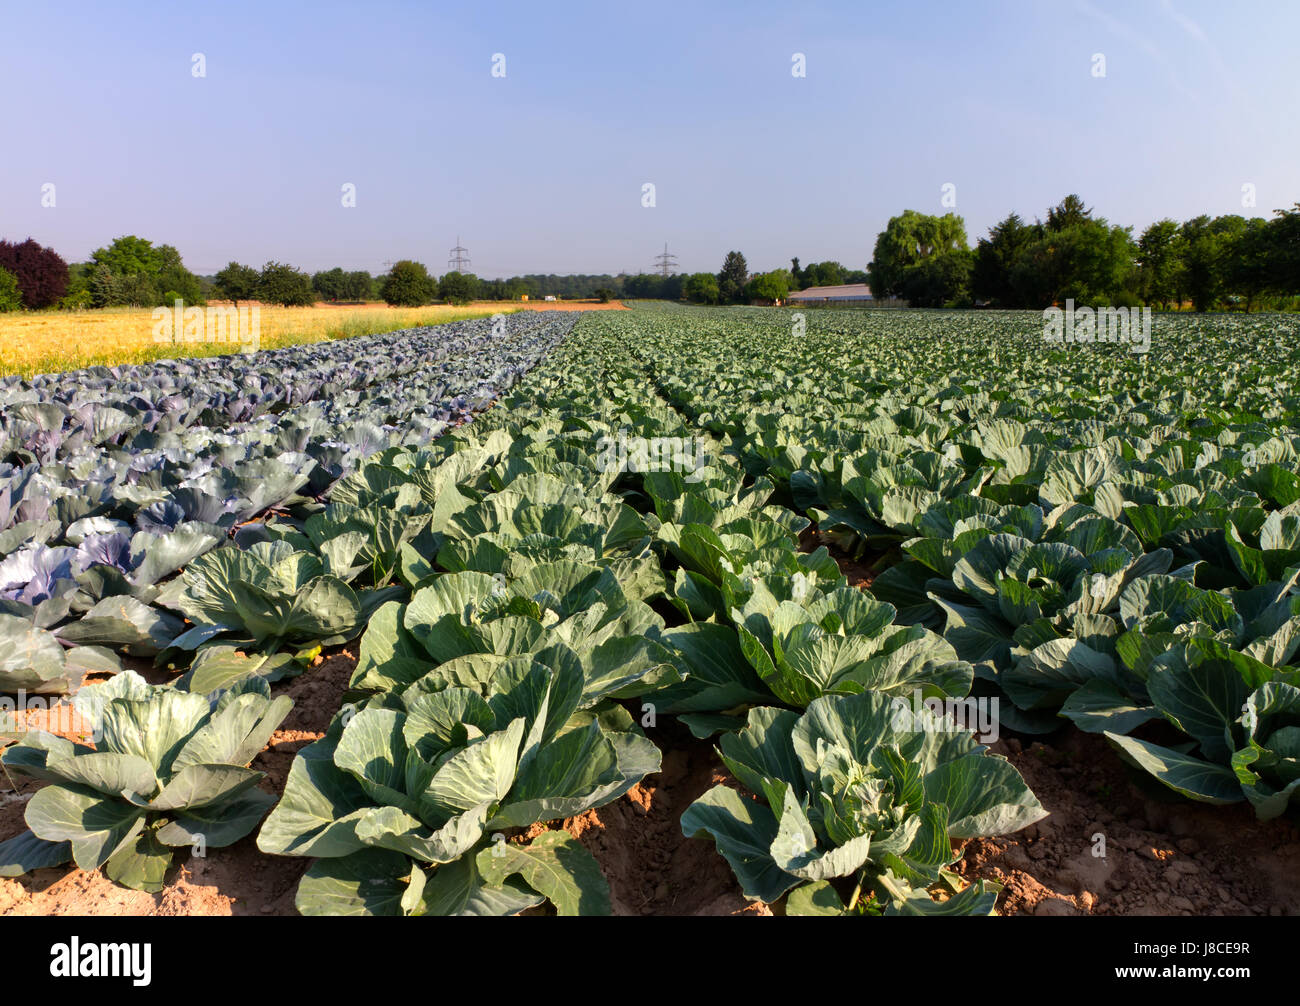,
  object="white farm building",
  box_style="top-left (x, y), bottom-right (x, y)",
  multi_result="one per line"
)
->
top-left (787, 283), bottom-right (874, 304)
